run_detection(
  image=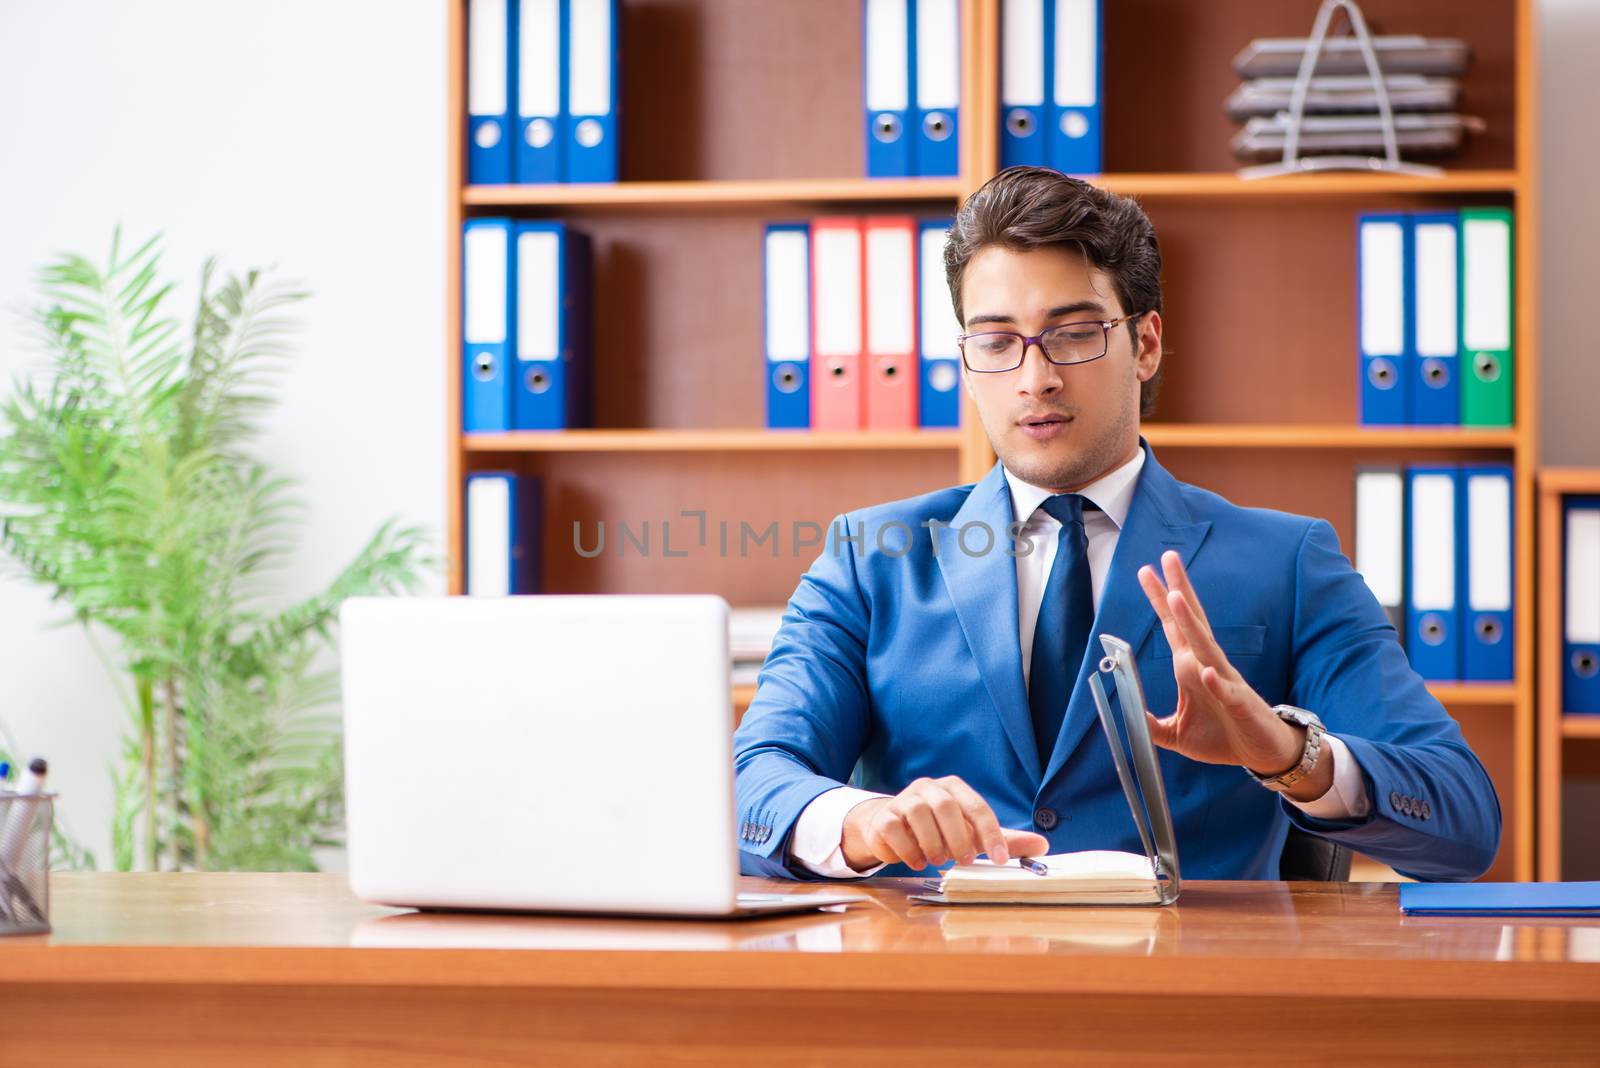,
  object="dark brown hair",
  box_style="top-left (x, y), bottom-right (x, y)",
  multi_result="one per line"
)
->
top-left (945, 166), bottom-right (1165, 417)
